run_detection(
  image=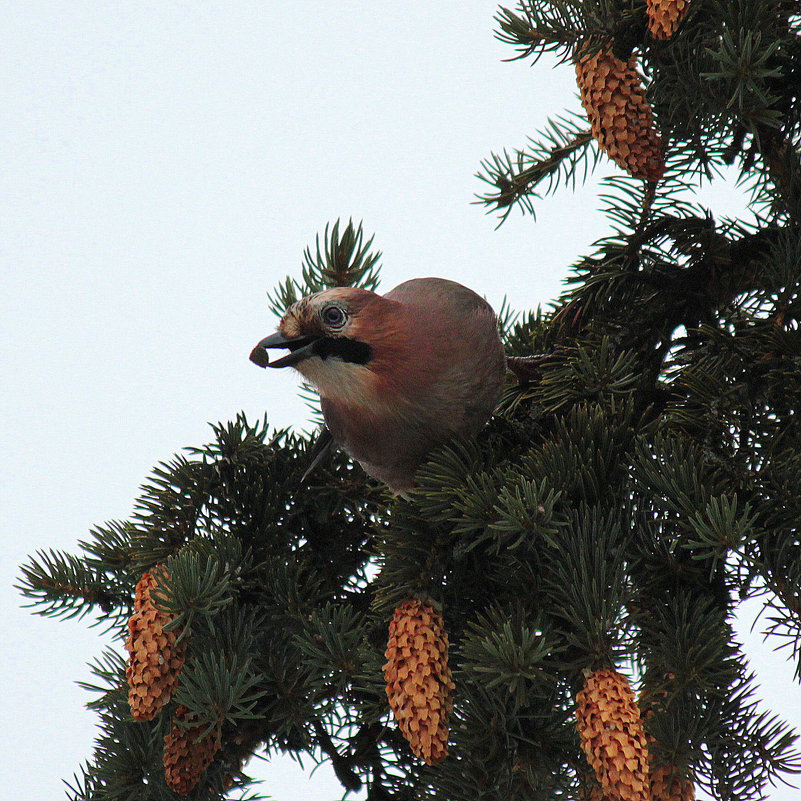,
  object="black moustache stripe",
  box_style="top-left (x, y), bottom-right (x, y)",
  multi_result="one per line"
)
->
top-left (314, 337), bottom-right (372, 365)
